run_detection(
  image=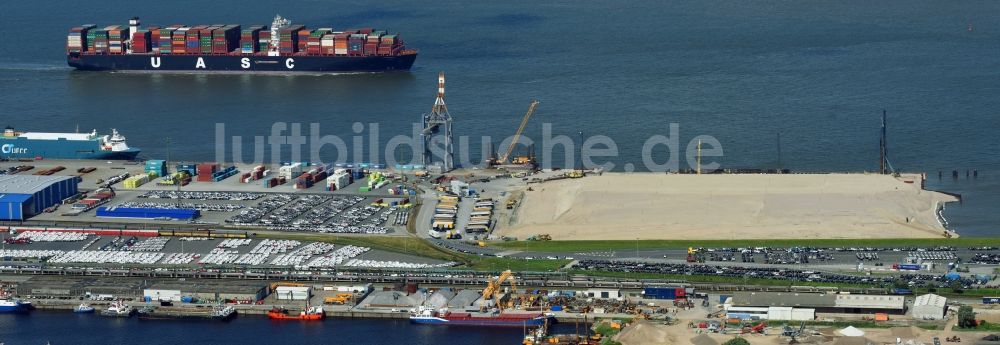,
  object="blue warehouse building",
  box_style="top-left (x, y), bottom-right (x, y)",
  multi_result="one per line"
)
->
top-left (0, 175), bottom-right (80, 221)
